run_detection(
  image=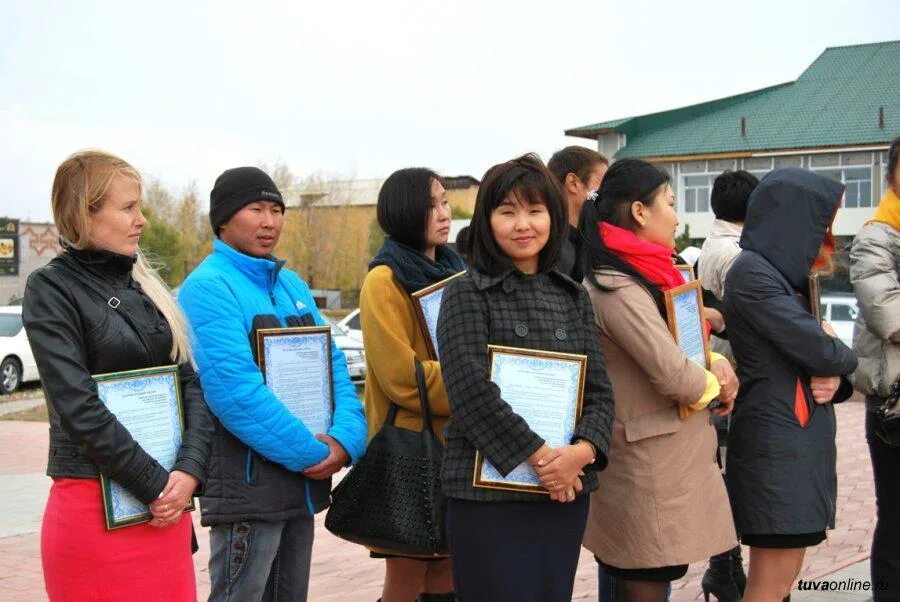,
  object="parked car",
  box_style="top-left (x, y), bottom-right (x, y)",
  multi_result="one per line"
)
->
top-left (320, 313), bottom-right (366, 384)
top-left (821, 294), bottom-right (858, 349)
top-left (338, 308), bottom-right (363, 344)
top-left (0, 307), bottom-right (40, 394)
